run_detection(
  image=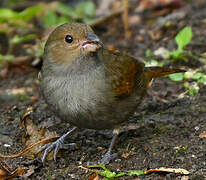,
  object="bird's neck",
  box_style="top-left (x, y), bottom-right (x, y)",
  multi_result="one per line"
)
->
top-left (70, 52), bottom-right (102, 75)
top-left (43, 51), bottom-right (103, 78)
